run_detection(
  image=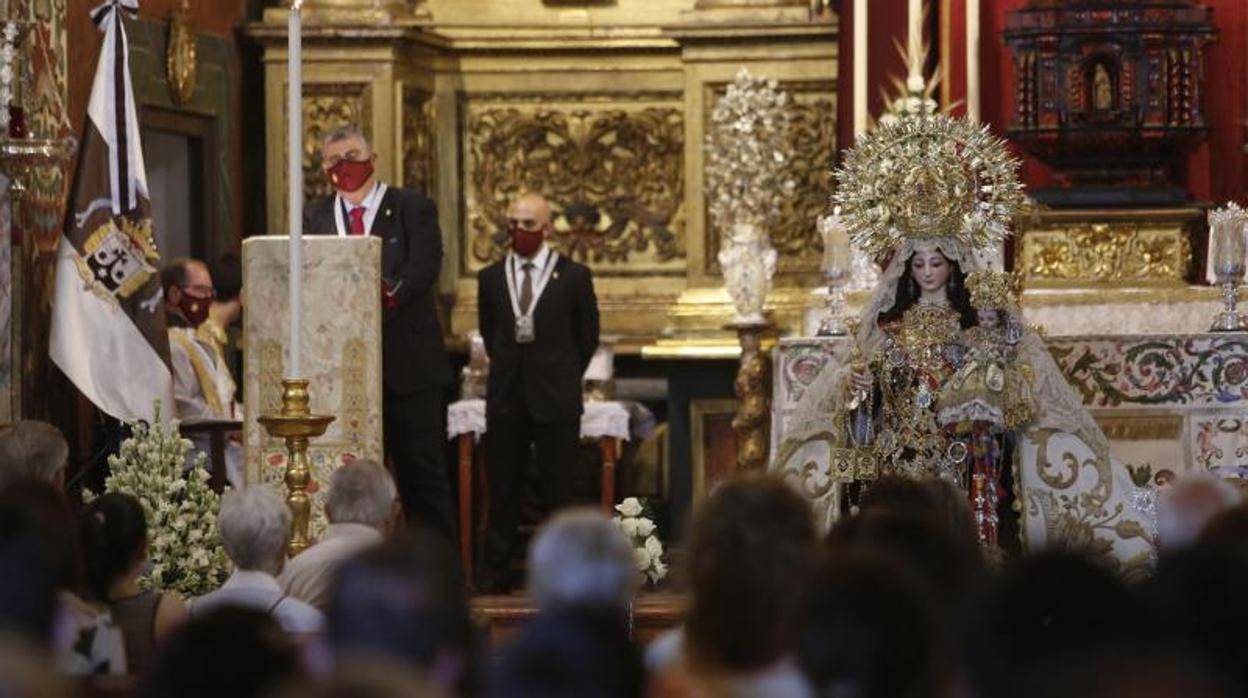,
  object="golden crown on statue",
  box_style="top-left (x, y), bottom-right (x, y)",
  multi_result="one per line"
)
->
top-left (966, 270), bottom-right (1022, 311)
